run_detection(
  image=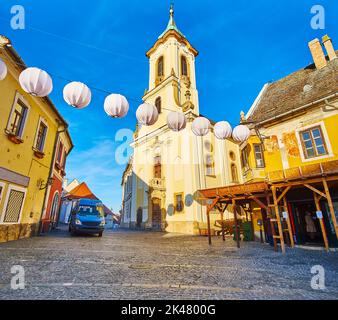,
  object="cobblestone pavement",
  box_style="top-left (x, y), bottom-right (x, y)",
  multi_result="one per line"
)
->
top-left (0, 228), bottom-right (337, 300)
